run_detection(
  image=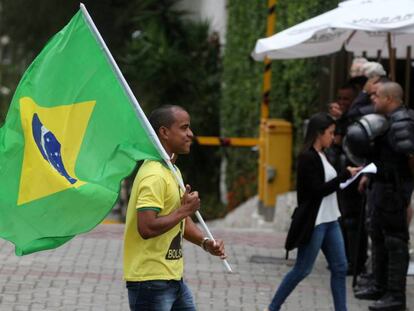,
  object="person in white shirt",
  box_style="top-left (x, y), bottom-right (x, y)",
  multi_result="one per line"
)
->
top-left (266, 113), bottom-right (361, 311)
